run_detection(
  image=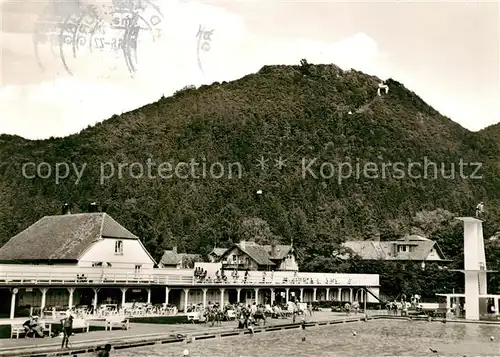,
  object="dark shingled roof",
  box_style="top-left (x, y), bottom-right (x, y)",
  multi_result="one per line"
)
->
top-left (263, 245), bottom-right (293, 260)
top-left (209, 248), bottom-right (228, 257)
top-left (0, 213), bottom-right (138, 262)
top-left (342, 238), bottom-right (448, 261)
top-left (235, 244), bottom-right (275, 266)
top-left (218, 241), bottom-right (296, 267)
top-left (160, 250), bottom-right (202, 266)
